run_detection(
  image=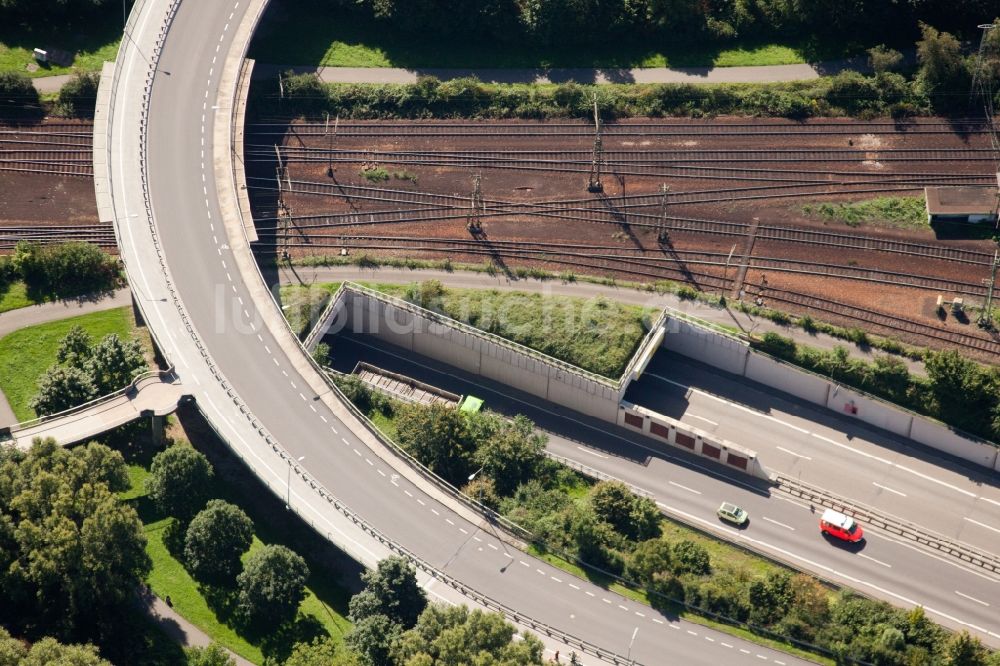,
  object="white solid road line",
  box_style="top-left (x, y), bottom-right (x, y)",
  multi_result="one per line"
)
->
top-left (762, 517), bottom-right (796, 531)
top-left (964, 517), bottom-right (1000, 535)
top-left (776, 446), bottom-right (811, 460)
top-left (687, 413), bottom-right (719, 426)
top-left (669, 480), bottom-right (702, 495)
top-left (955, 591), bottom-right (991, 607)
top-left (811, 433), bottom-right (892, 465)
top-left (858, 553), bottom-right (892, 569)
top-left (872, 482), bottom-right (907, 497)
top-left (576, 446), bottom-right (608, 459)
